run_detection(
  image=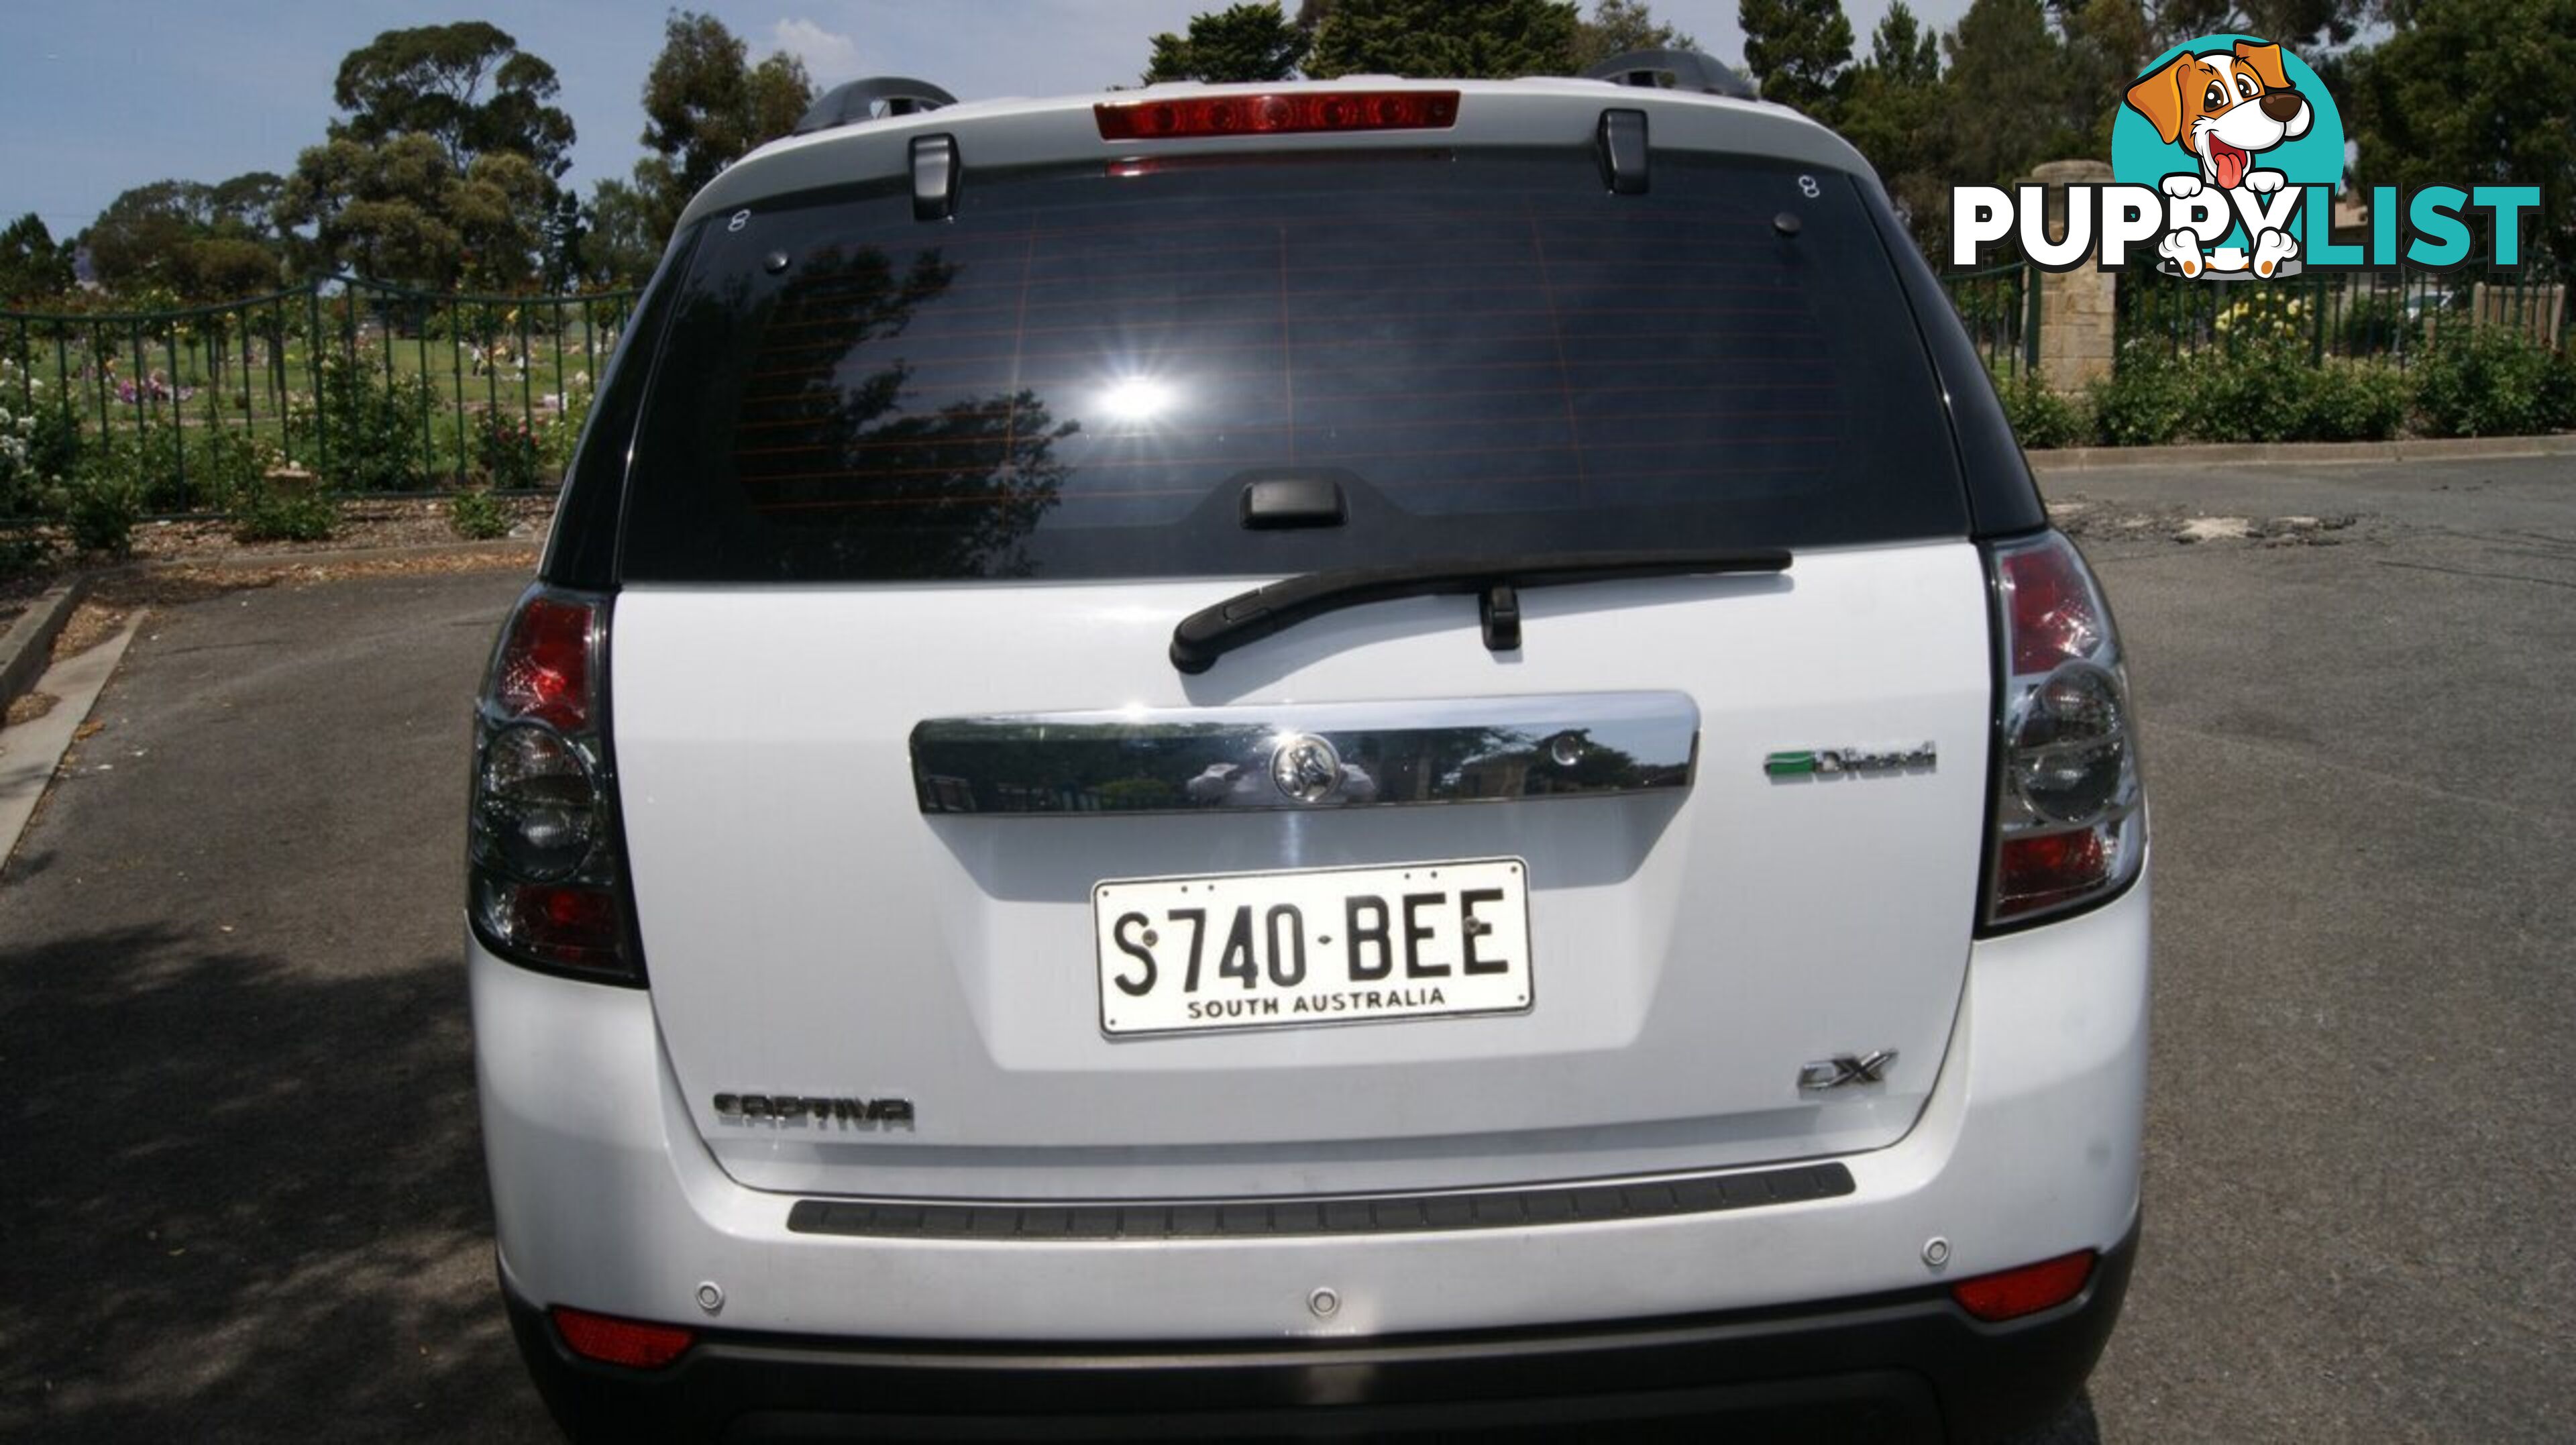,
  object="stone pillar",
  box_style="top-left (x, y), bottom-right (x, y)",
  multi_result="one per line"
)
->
top-left (2025, 159), bottom-right (2118, 393)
